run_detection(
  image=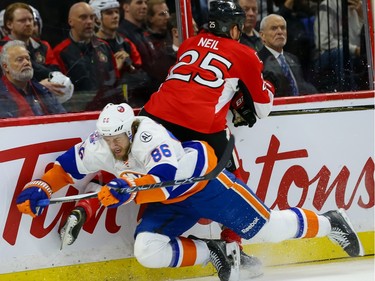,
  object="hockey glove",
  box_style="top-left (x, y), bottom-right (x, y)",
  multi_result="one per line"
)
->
top-left (231, 107), bottom-right (248, 127)
top-left (16, 180), bottom-right (53, 218)
top-left (230, 90), bottom-right (257, 127)
top-left (98, 177), bottom-right (137, 208)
